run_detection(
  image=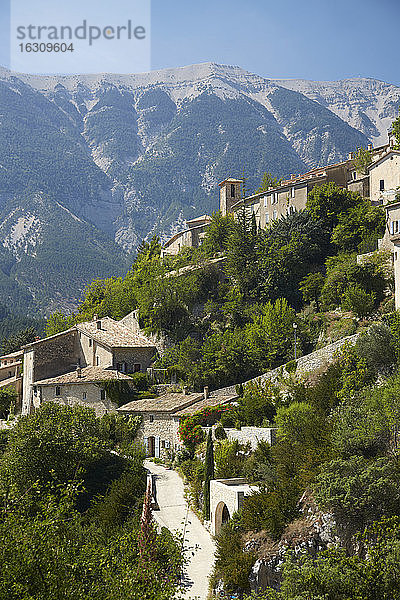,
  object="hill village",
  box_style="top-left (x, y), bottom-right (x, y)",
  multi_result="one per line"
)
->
top-left (1, 125), bottom-right (400, 599)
